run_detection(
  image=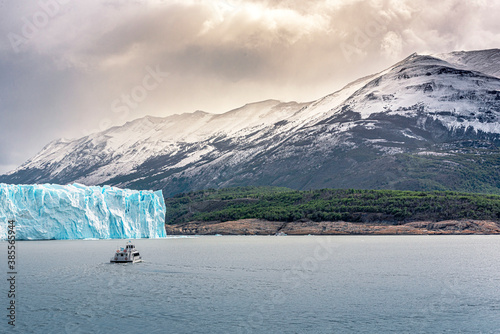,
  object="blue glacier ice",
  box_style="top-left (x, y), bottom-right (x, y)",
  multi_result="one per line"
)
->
top-left (0, 183), bottom-right (166, 240)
